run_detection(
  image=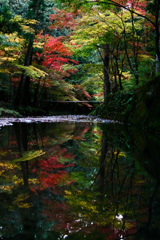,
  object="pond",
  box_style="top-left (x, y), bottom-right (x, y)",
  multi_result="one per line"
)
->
top-left (0, 120), bottom-right (160, 240)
